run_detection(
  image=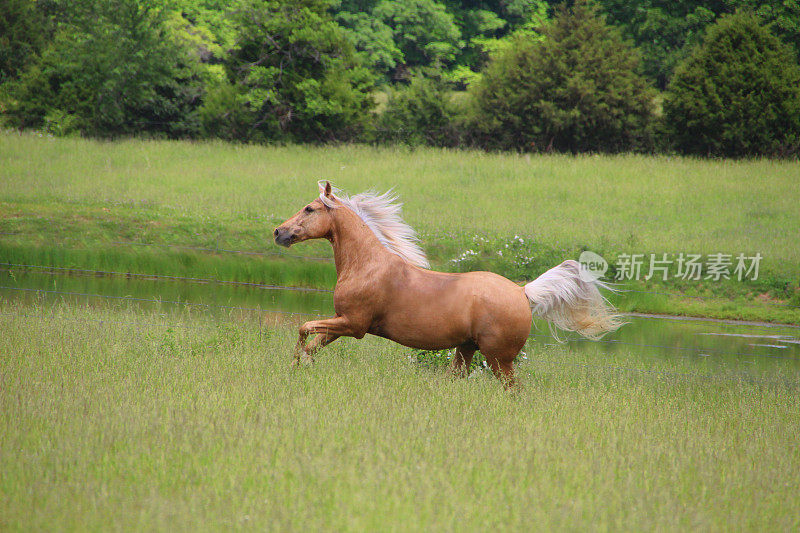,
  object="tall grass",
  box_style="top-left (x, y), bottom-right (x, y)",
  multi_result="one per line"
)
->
top-left (1, 300), bottom-right (798, 530)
